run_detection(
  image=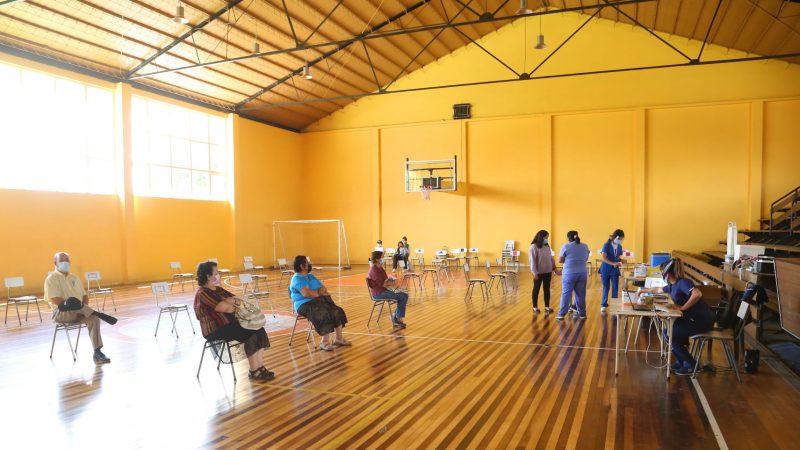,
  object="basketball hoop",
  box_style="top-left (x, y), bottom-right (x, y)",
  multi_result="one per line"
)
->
top-left (421, 186), bottom-right (433, 201)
